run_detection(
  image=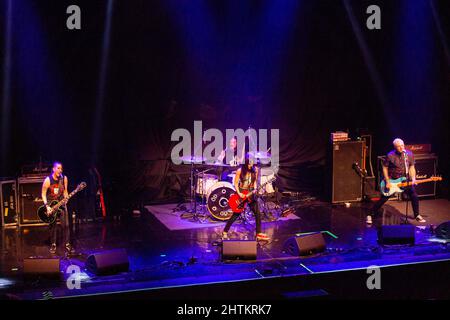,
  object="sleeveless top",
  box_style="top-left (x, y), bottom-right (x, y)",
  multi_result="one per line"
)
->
top-left (238, 171), bottom-right (255, 191)
top-left (47, 175), bottom-right (65, 201)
